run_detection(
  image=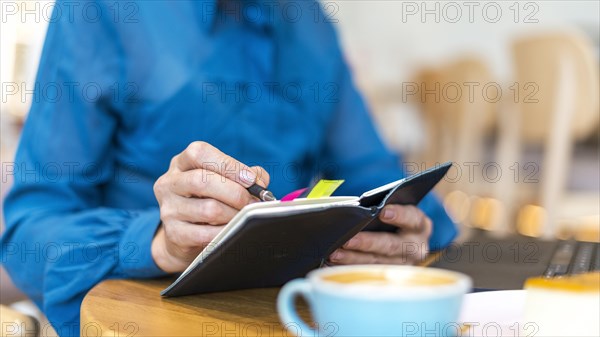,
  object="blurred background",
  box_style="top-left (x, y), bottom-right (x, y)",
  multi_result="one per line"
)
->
top-left (1, 0), bottom-right (599, 313)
